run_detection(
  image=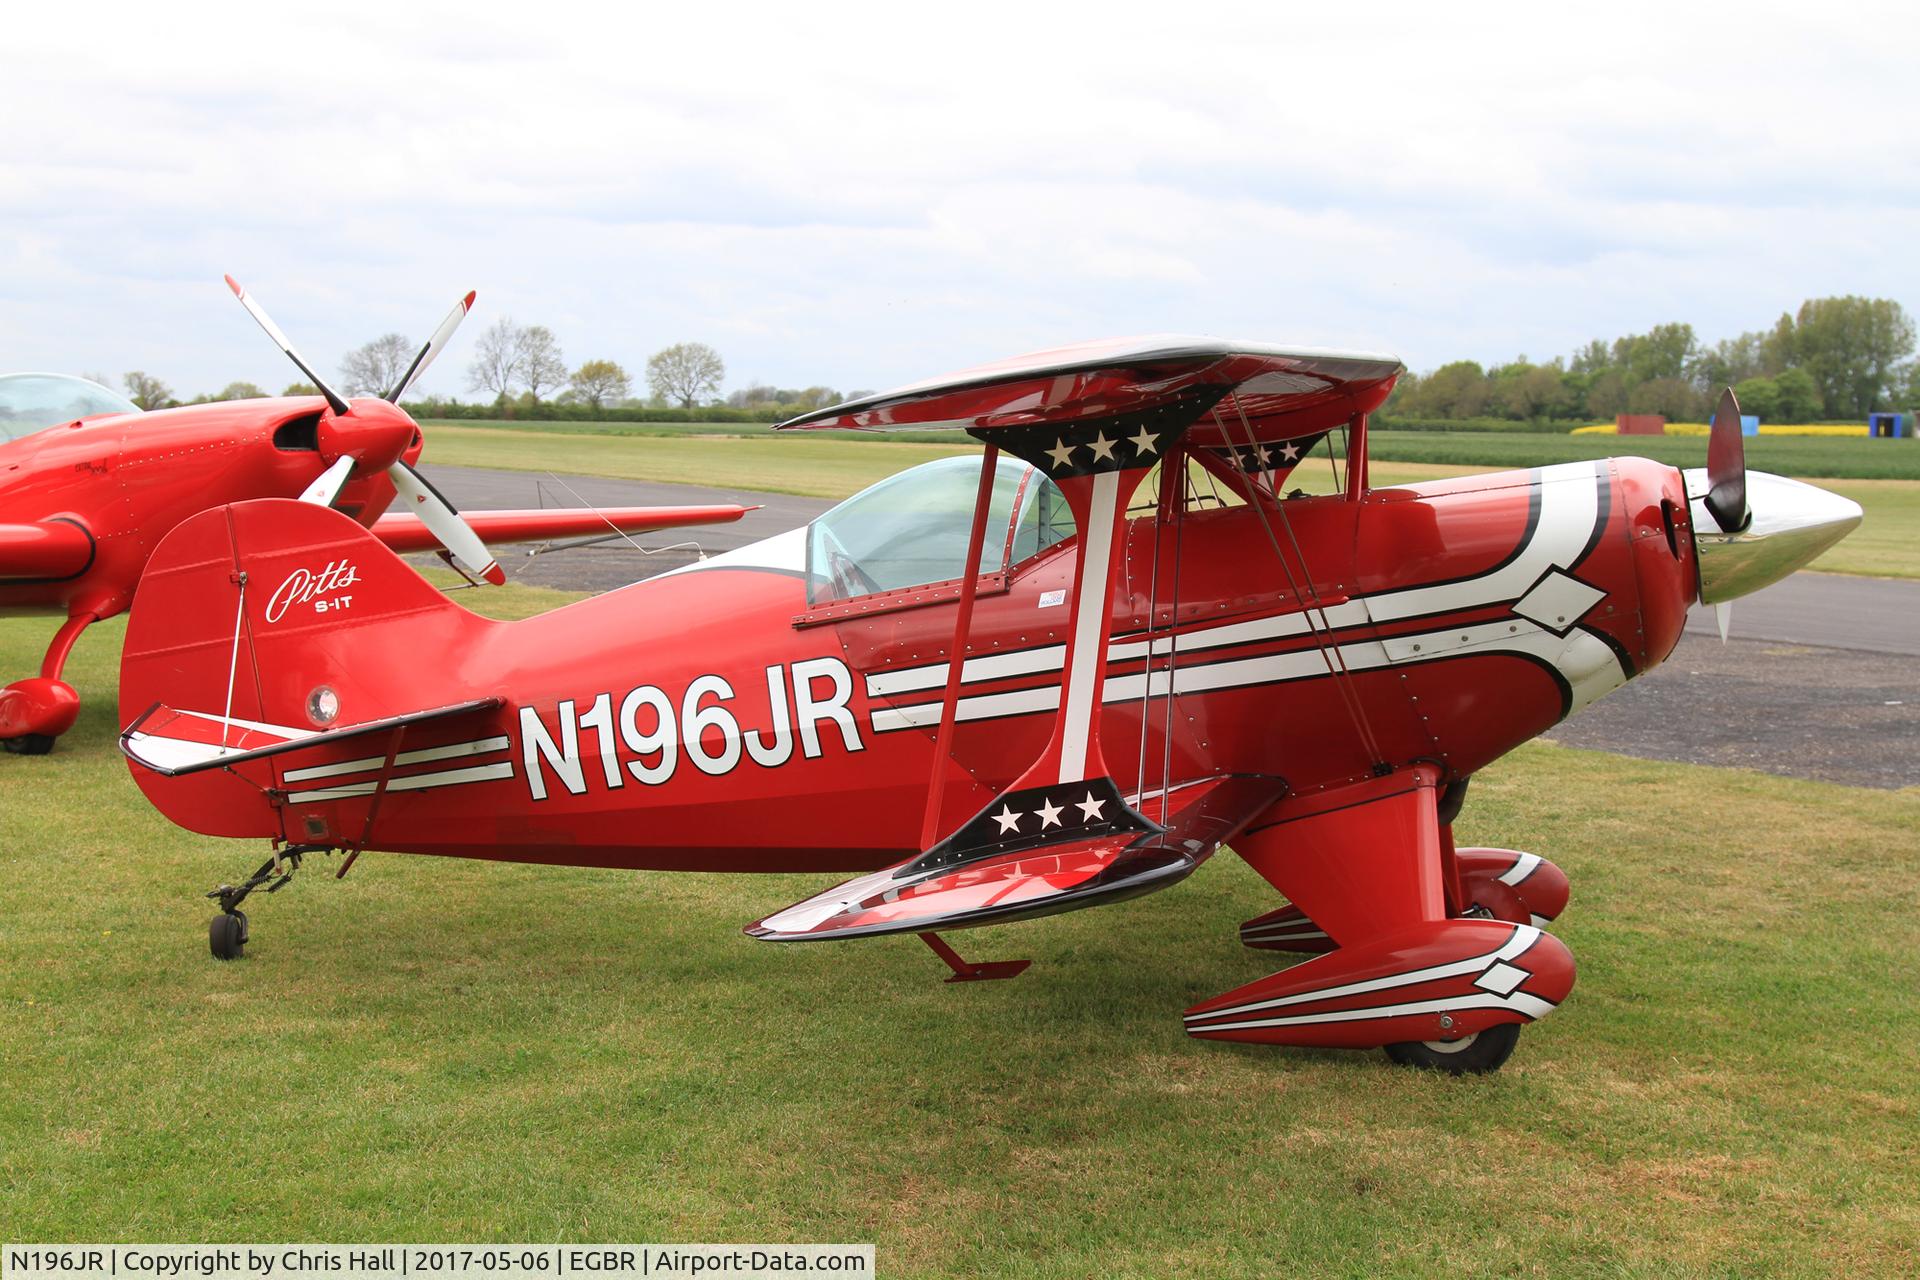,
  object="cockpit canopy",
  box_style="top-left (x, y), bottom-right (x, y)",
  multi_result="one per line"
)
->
top-left (0, 373), bottom-right (139, 442)
top-left (808, 454), bottom-right (1072, 604)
